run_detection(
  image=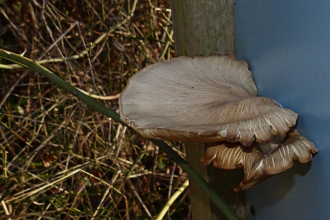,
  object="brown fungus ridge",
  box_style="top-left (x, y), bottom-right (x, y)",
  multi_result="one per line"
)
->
top-left (202, 129), bottom-right (318, 191)
top-left (120, 55), bottom-right (298, 146)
